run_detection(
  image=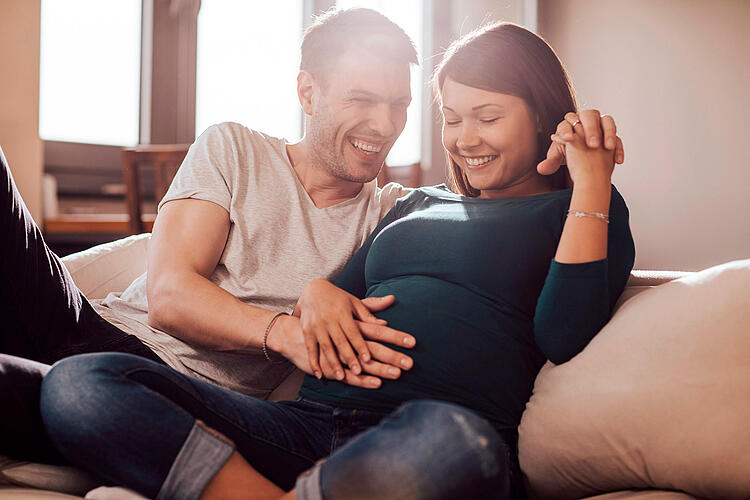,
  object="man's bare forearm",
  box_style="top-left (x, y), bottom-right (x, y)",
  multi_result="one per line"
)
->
top-left (147, 270), bottom-right (288, 352)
